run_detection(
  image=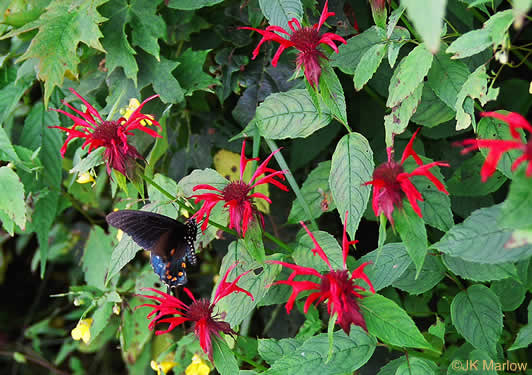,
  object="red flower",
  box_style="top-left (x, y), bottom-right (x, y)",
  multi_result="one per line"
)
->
top-left (190, 141), bottom-right (288, 237)
top-left (364, 130), bottom-right (449, 225)
top-left (459, 111), bottom-right (532, 181)
top-left (239, 0), bottom-right (346, 87)
top-left (50, 88), bottom-right (161, 177)
top-left (138, 263), bottom-right (253, 361)
top-left (269, 212), bottom-right (375, 334)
